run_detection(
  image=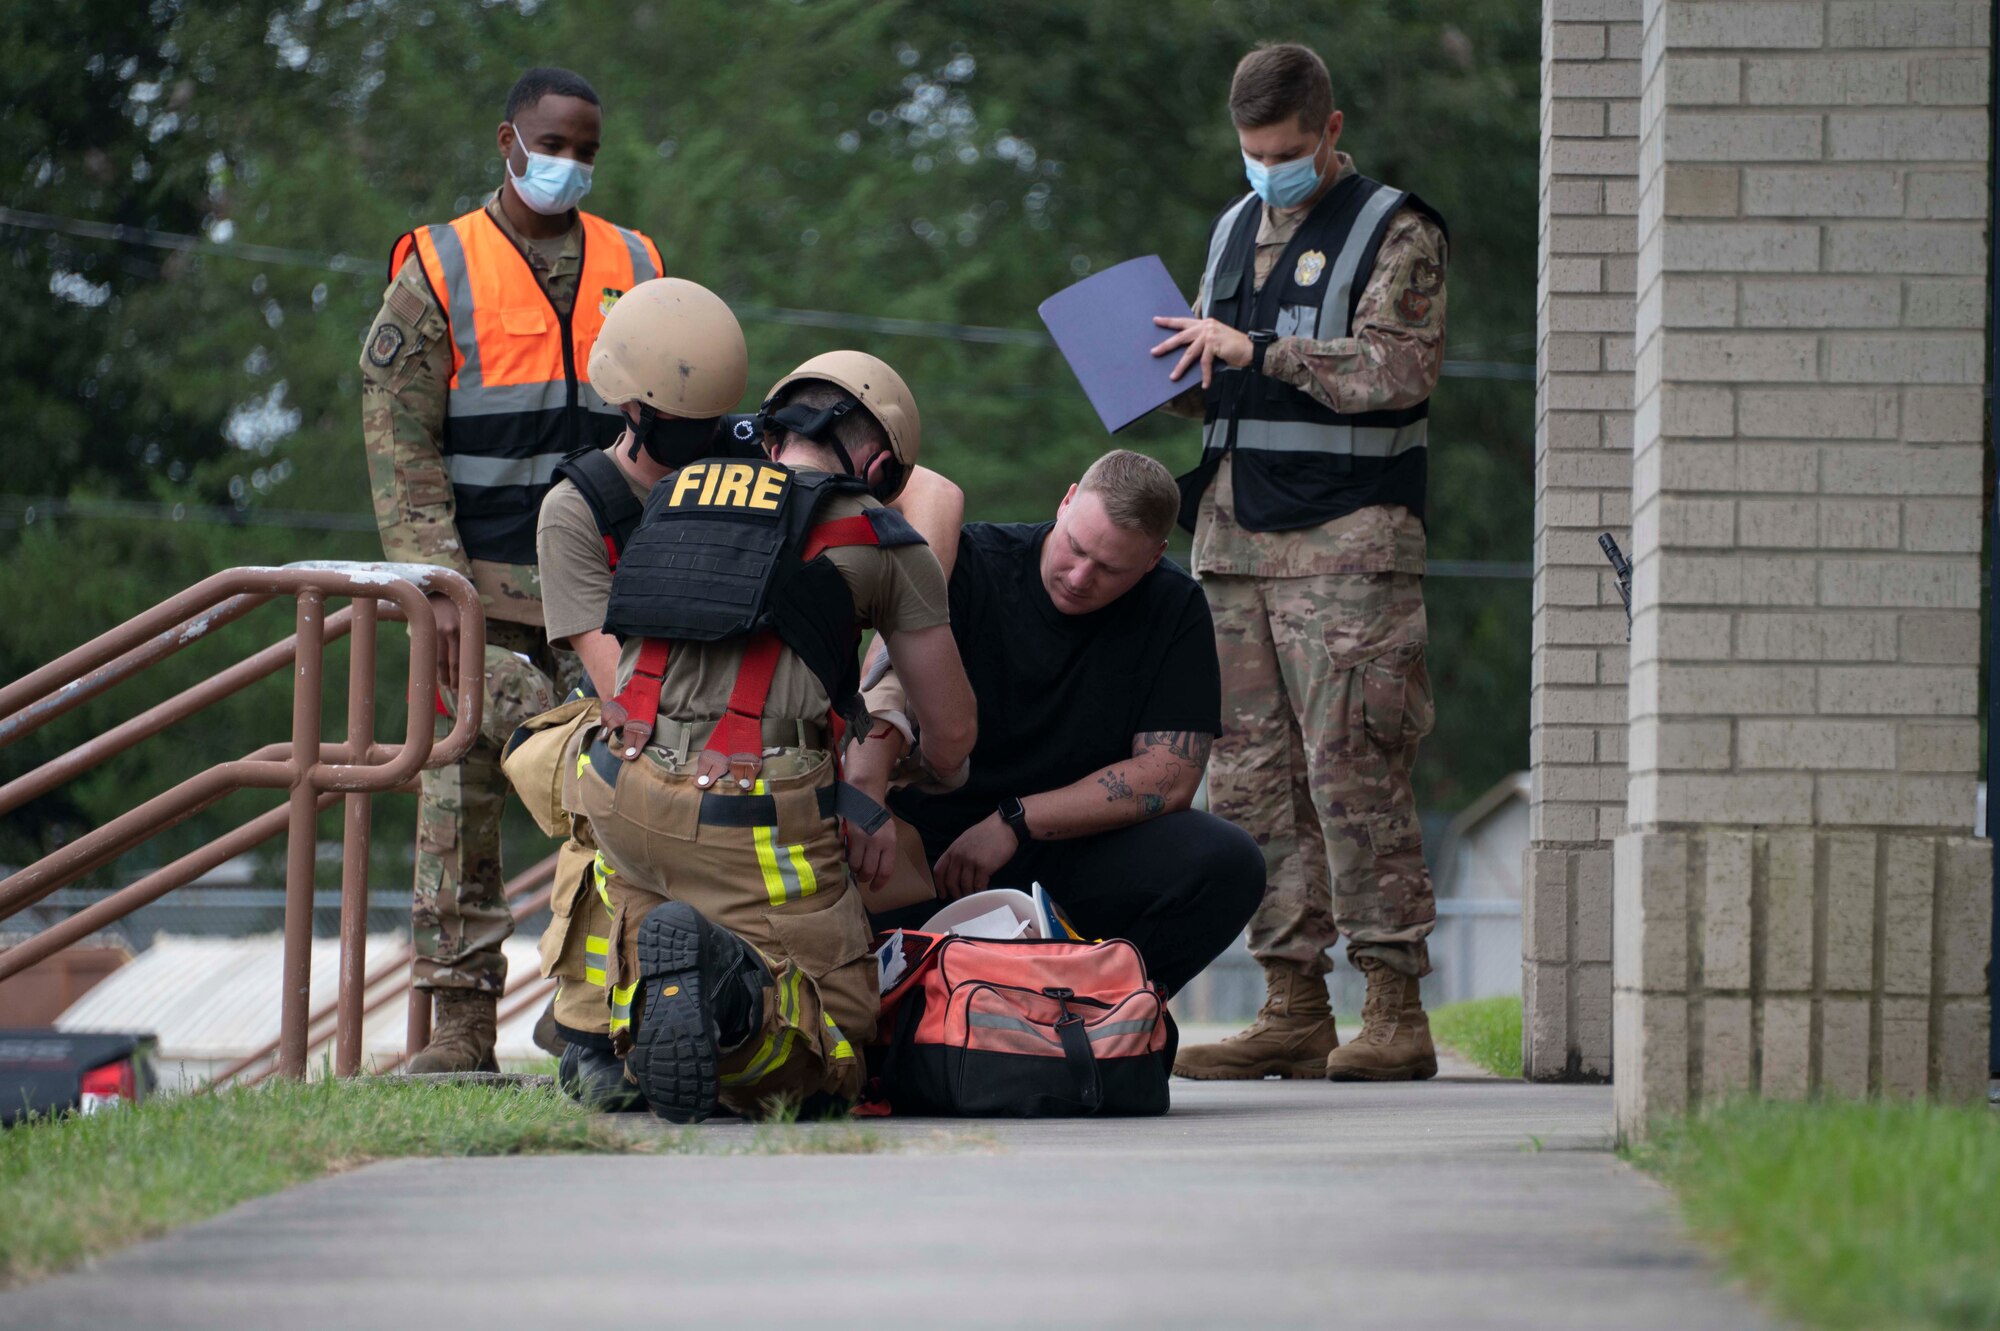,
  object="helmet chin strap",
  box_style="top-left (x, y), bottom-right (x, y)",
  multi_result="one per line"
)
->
top-left (757, 398), bottom-right (861, 477)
